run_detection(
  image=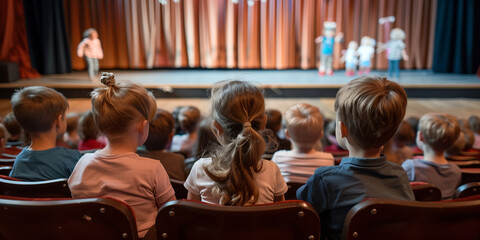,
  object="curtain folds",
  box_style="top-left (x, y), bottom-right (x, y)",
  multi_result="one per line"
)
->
top-left (0, 0), bottom-right (40, 78)
top-left (64, 0), bottom-right (437, 70)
